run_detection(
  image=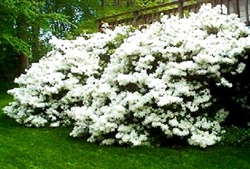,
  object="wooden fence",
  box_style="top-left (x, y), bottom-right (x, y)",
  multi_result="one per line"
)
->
top-left (97, 0), bottom-right (250, 32)
top-left (215, 0), bottom-right (250, 25)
